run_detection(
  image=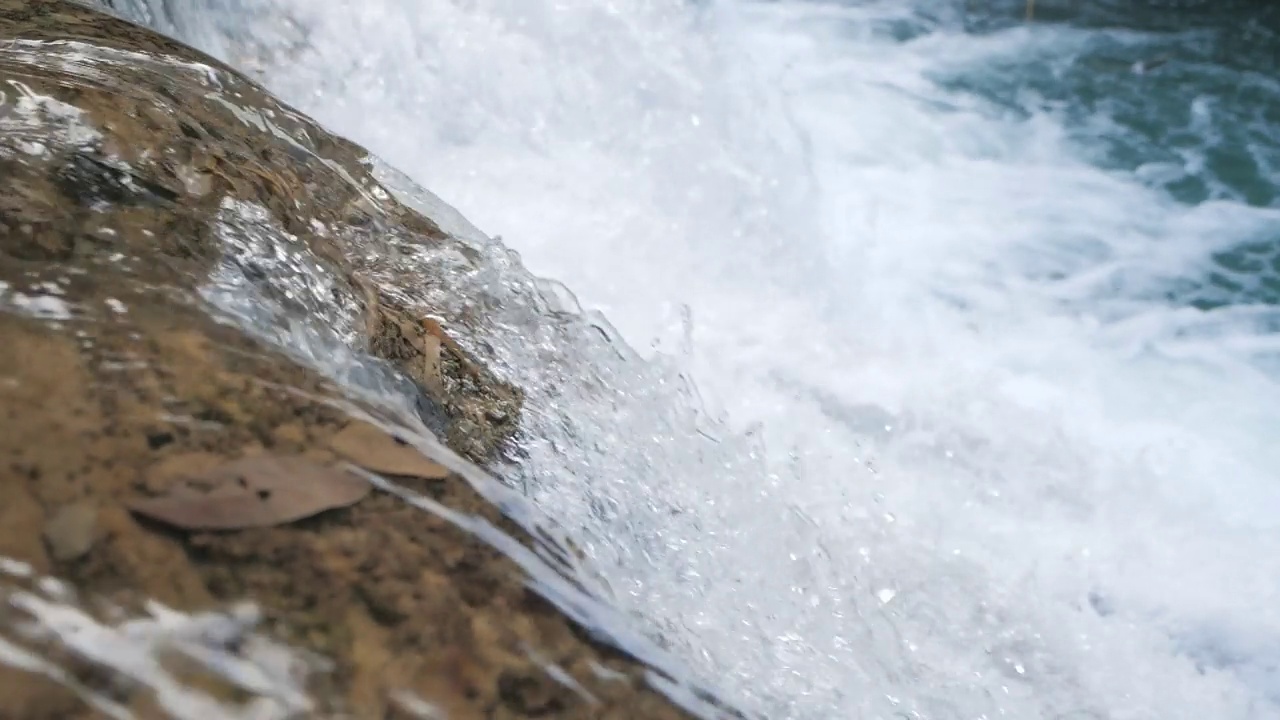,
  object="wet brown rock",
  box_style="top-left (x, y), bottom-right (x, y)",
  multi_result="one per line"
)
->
top-left (8, 0), bottom-right (524, 465)
top-left (0, 481), bottom-right (51, 577)
top-left (0, 1), bottom-right (735, 719)
top-left (0, 671), bottom-right (88, 720)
